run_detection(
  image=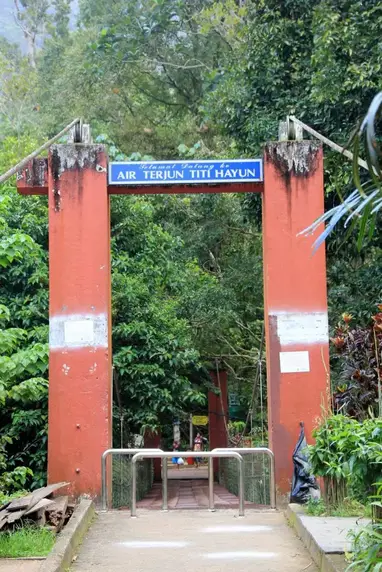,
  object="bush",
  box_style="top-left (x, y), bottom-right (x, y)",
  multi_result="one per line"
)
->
top-left (348, 522), bottom-right (382, 571)
top-left (309, 415), bottom-right (382, 505)
top-left (331, 310), bottom-right (382, 420)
